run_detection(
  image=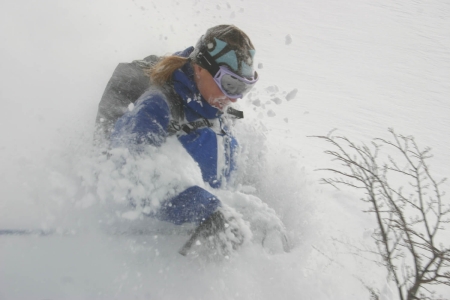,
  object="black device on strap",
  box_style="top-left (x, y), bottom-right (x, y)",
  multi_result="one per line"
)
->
top-left (226, 107), bottom-right (244, 119)
top-left (196, 46), bottom-right (220, 76)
